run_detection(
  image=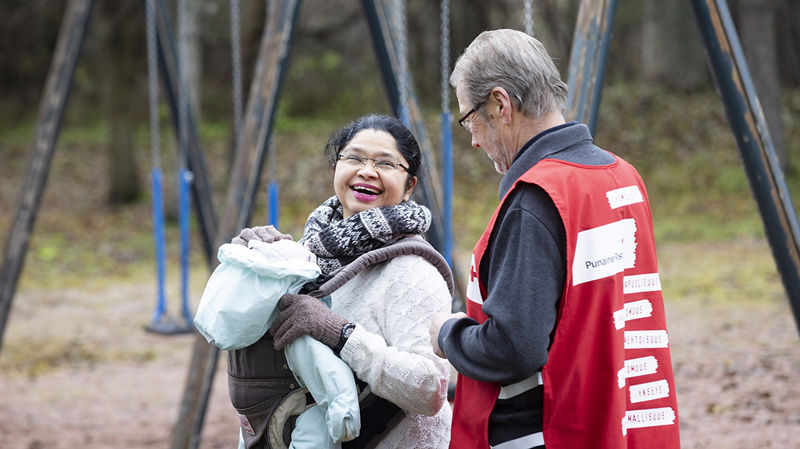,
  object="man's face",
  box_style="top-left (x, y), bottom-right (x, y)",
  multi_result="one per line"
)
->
top-left (456, 83), bottom-right (510, 175)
